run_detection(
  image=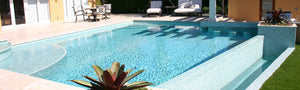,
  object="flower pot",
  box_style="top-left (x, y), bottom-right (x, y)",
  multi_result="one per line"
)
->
top-left (258, 22), bottom-right (297, 59)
